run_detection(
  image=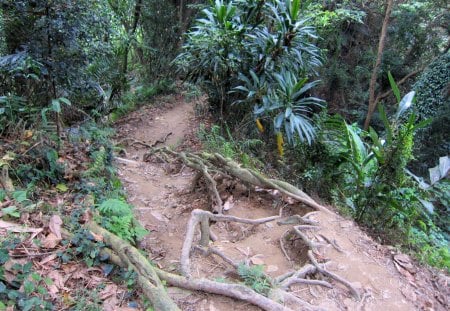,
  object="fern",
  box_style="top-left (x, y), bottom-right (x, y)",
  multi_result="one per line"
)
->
top-left (84, 146), bottom-right (107, 177)
top-left (237, 264), bottom-right (272, 296)
top-left (98, 199), bottom-right (131, 216)
top-left (109, 214), bottom-right (134, 242)
top-left (97, 199), bottom-right (147, 243)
